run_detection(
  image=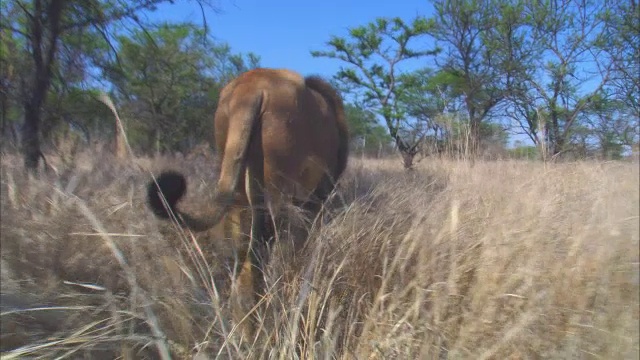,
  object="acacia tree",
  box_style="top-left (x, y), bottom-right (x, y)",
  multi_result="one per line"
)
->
top-left (505, 0), bottom-right (614, 158)
top-left (599, 0), bottom-right (639, 119)
top-left (427, 0), bottom-right (529, 156)
top-left (594, 0), bottom-right (640, 155)
top-left (1, 0), bottom-right (214, 172)
top-left (311, 17), bottom-right (437, 169)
